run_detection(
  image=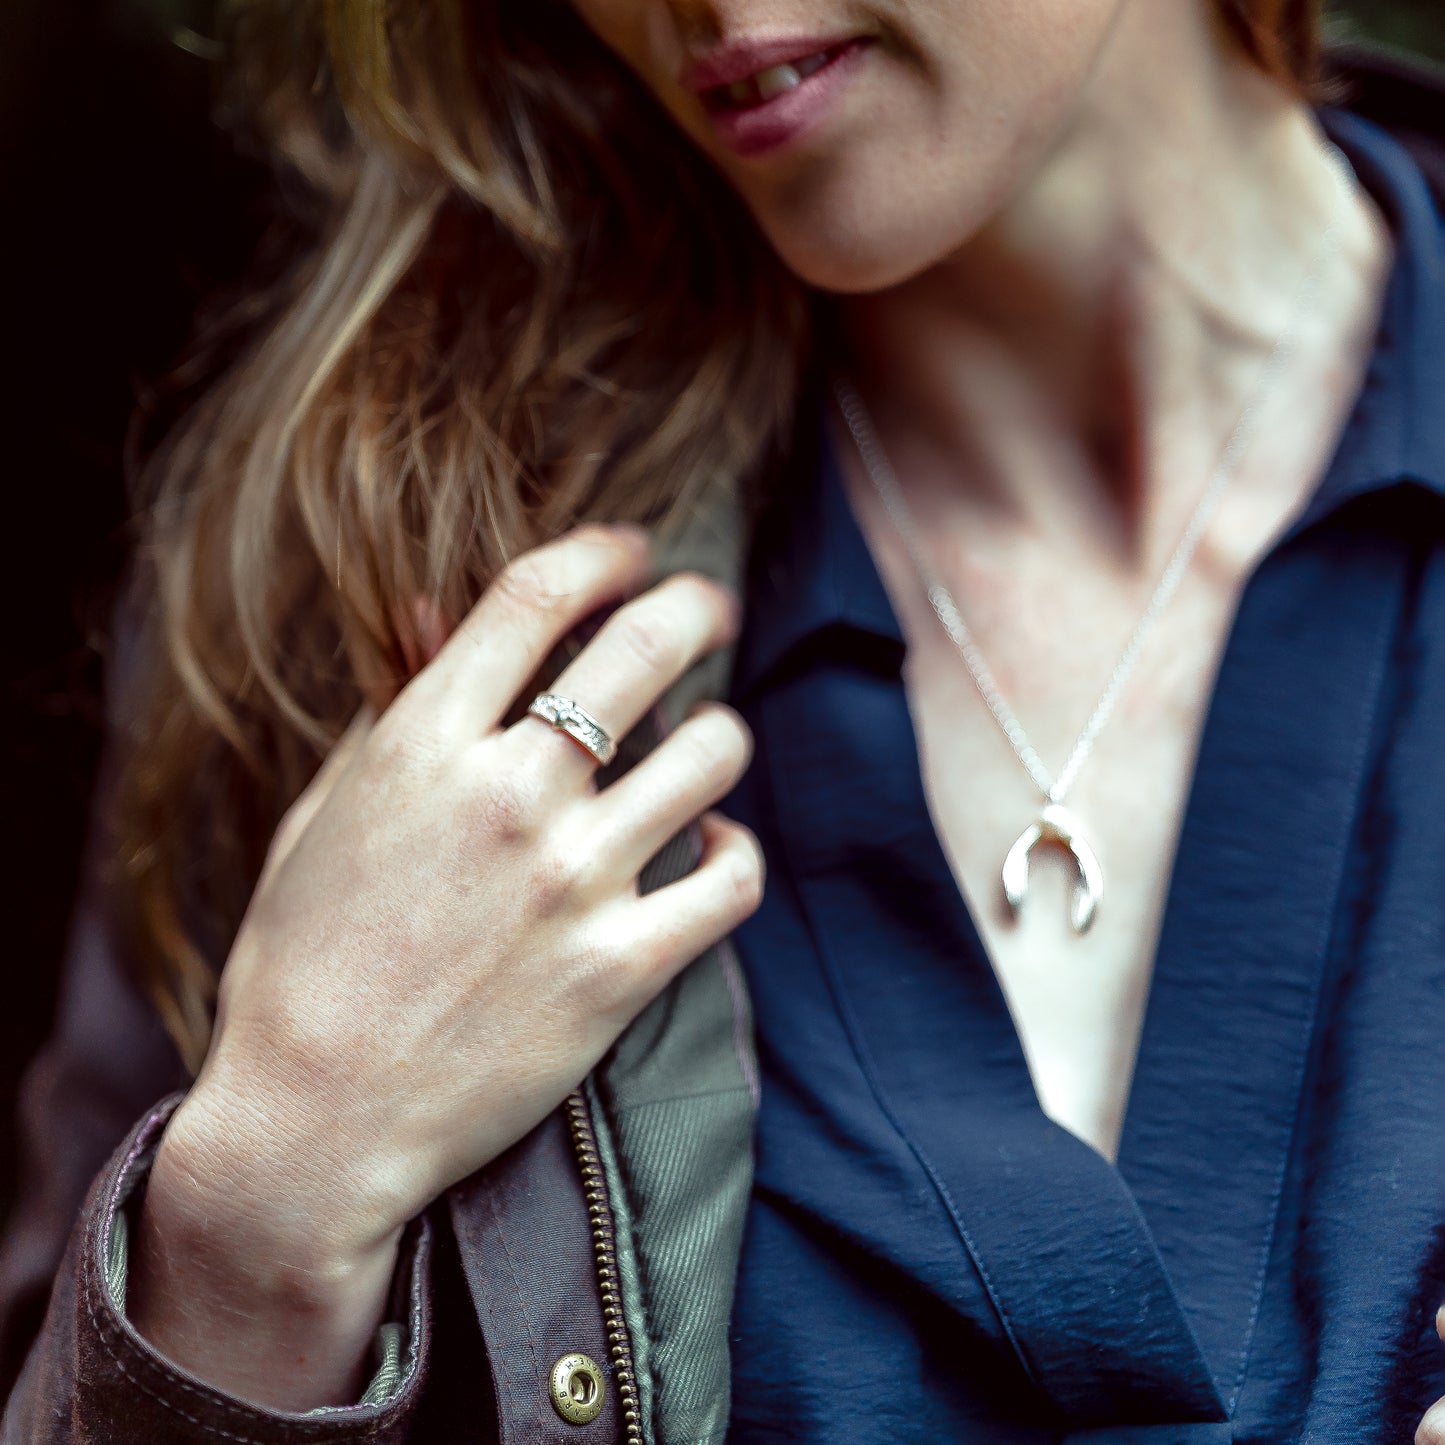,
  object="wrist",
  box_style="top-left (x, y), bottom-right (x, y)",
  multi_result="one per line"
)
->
top-left (127, 1100), bottom-right (406, 1410)
top-left (149, 1085), bottom-right (406, 1296)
